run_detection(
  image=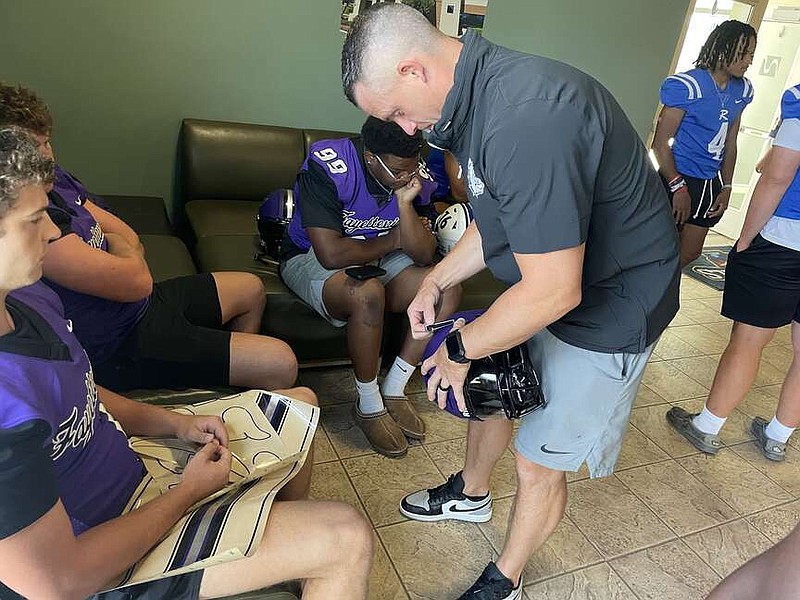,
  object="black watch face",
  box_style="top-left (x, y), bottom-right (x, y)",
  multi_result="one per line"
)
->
top-left (446, 332), bottom-right (466, 362)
